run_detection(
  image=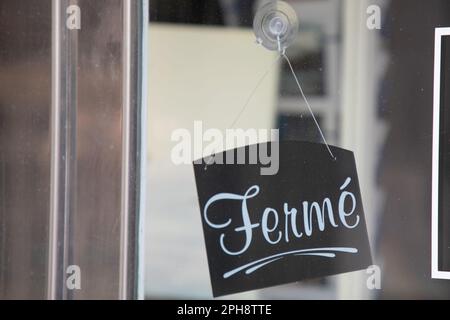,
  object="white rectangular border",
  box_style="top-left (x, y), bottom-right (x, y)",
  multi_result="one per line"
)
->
top-left (432, 27), bottom-right (450, 279)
